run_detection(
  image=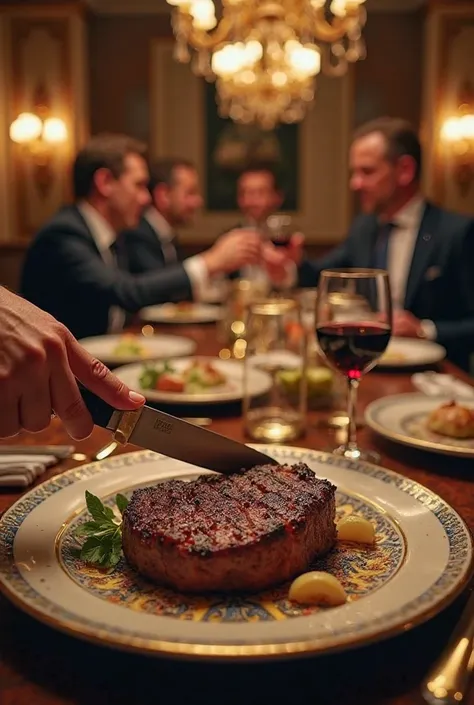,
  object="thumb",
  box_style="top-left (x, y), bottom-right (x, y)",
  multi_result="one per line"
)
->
top-left (288, 232), bottom-right (305, 264)
top-left (66, 335), bottom-right (145, 410)
top-left (262, 242), bottom-right (287, 265)
top-left (291, 231), bottom-right (305, 245)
